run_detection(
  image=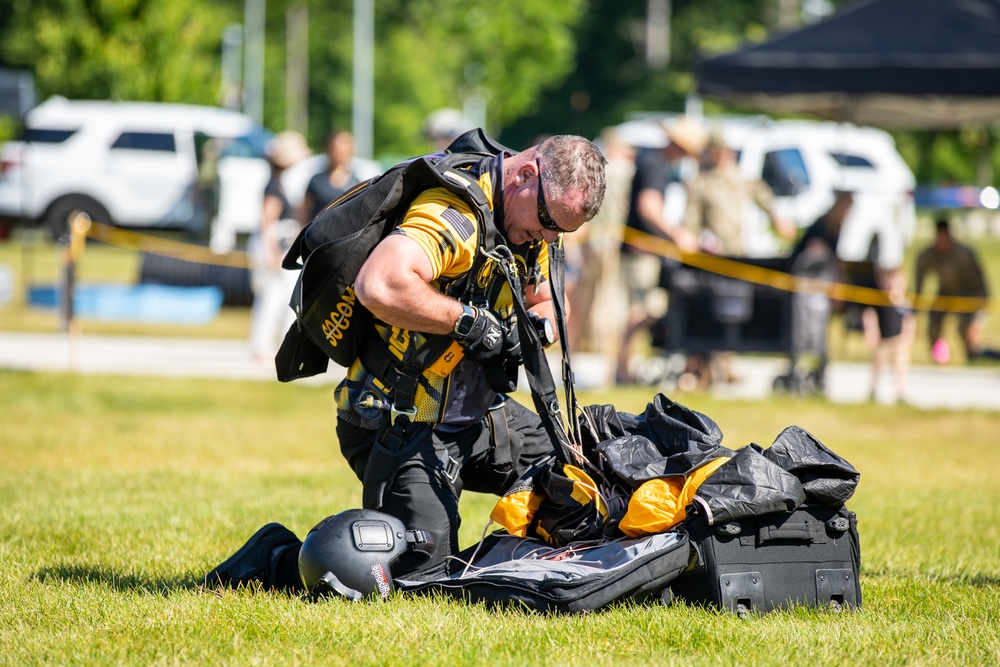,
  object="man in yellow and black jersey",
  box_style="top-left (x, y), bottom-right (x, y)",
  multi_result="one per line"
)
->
top-left (202, 135), bottom-right (607, 592)
top-left (338, 135), bottom-right (606, 572)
